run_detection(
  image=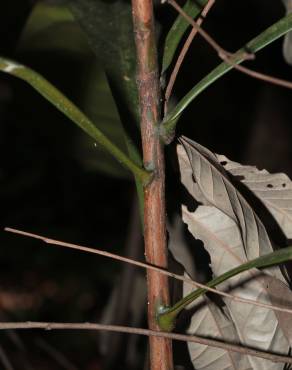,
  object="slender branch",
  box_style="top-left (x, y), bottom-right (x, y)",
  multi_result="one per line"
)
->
top-left (167, 0), bottom-right (254, 63)
top-left (233, 63), bottom-right (292, 89)
top-left (0, 57), bottom-right (151, 185)
top-left (164, 0), bottom-right (215, 115)
top-left (167, 0), bottom-right (292, 91)
top-left (0, 321), bottom-right (291, 364)
top-left (161, 12), bottom-right (292, 138)
top-left (5, 228), bottom-right (292, 317)
top-left (131, 1), bottom-right (173, 369)
top-left (158, 246), bottom-right (292, 331)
